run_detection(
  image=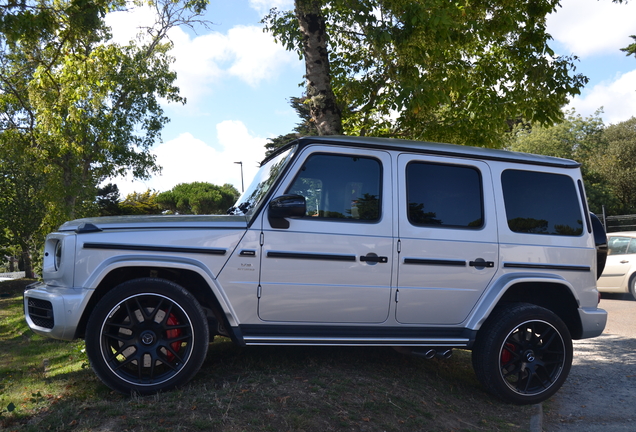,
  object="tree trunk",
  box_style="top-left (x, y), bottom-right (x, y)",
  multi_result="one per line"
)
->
top-left (295, 0), bottom-right (342, 135)
top-left (21, 247), bottom-right (34, 279)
